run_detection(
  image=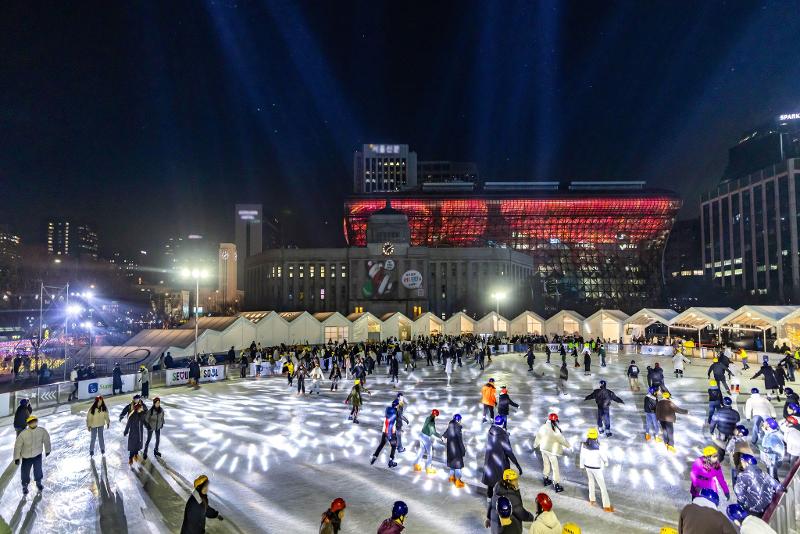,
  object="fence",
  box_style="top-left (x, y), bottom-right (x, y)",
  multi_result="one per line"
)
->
top-left (764, 458), bottom-right (800, 534)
